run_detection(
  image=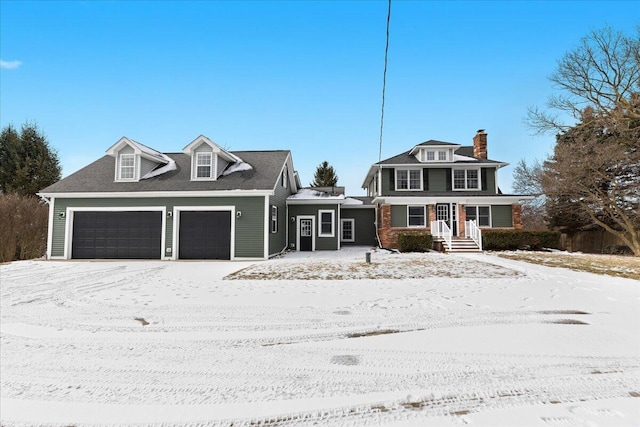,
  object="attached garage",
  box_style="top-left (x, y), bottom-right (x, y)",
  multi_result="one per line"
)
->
top-left (178, 210), bottom-right (232, 260)
top-left (71, 211), bottom-right (162, 259)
